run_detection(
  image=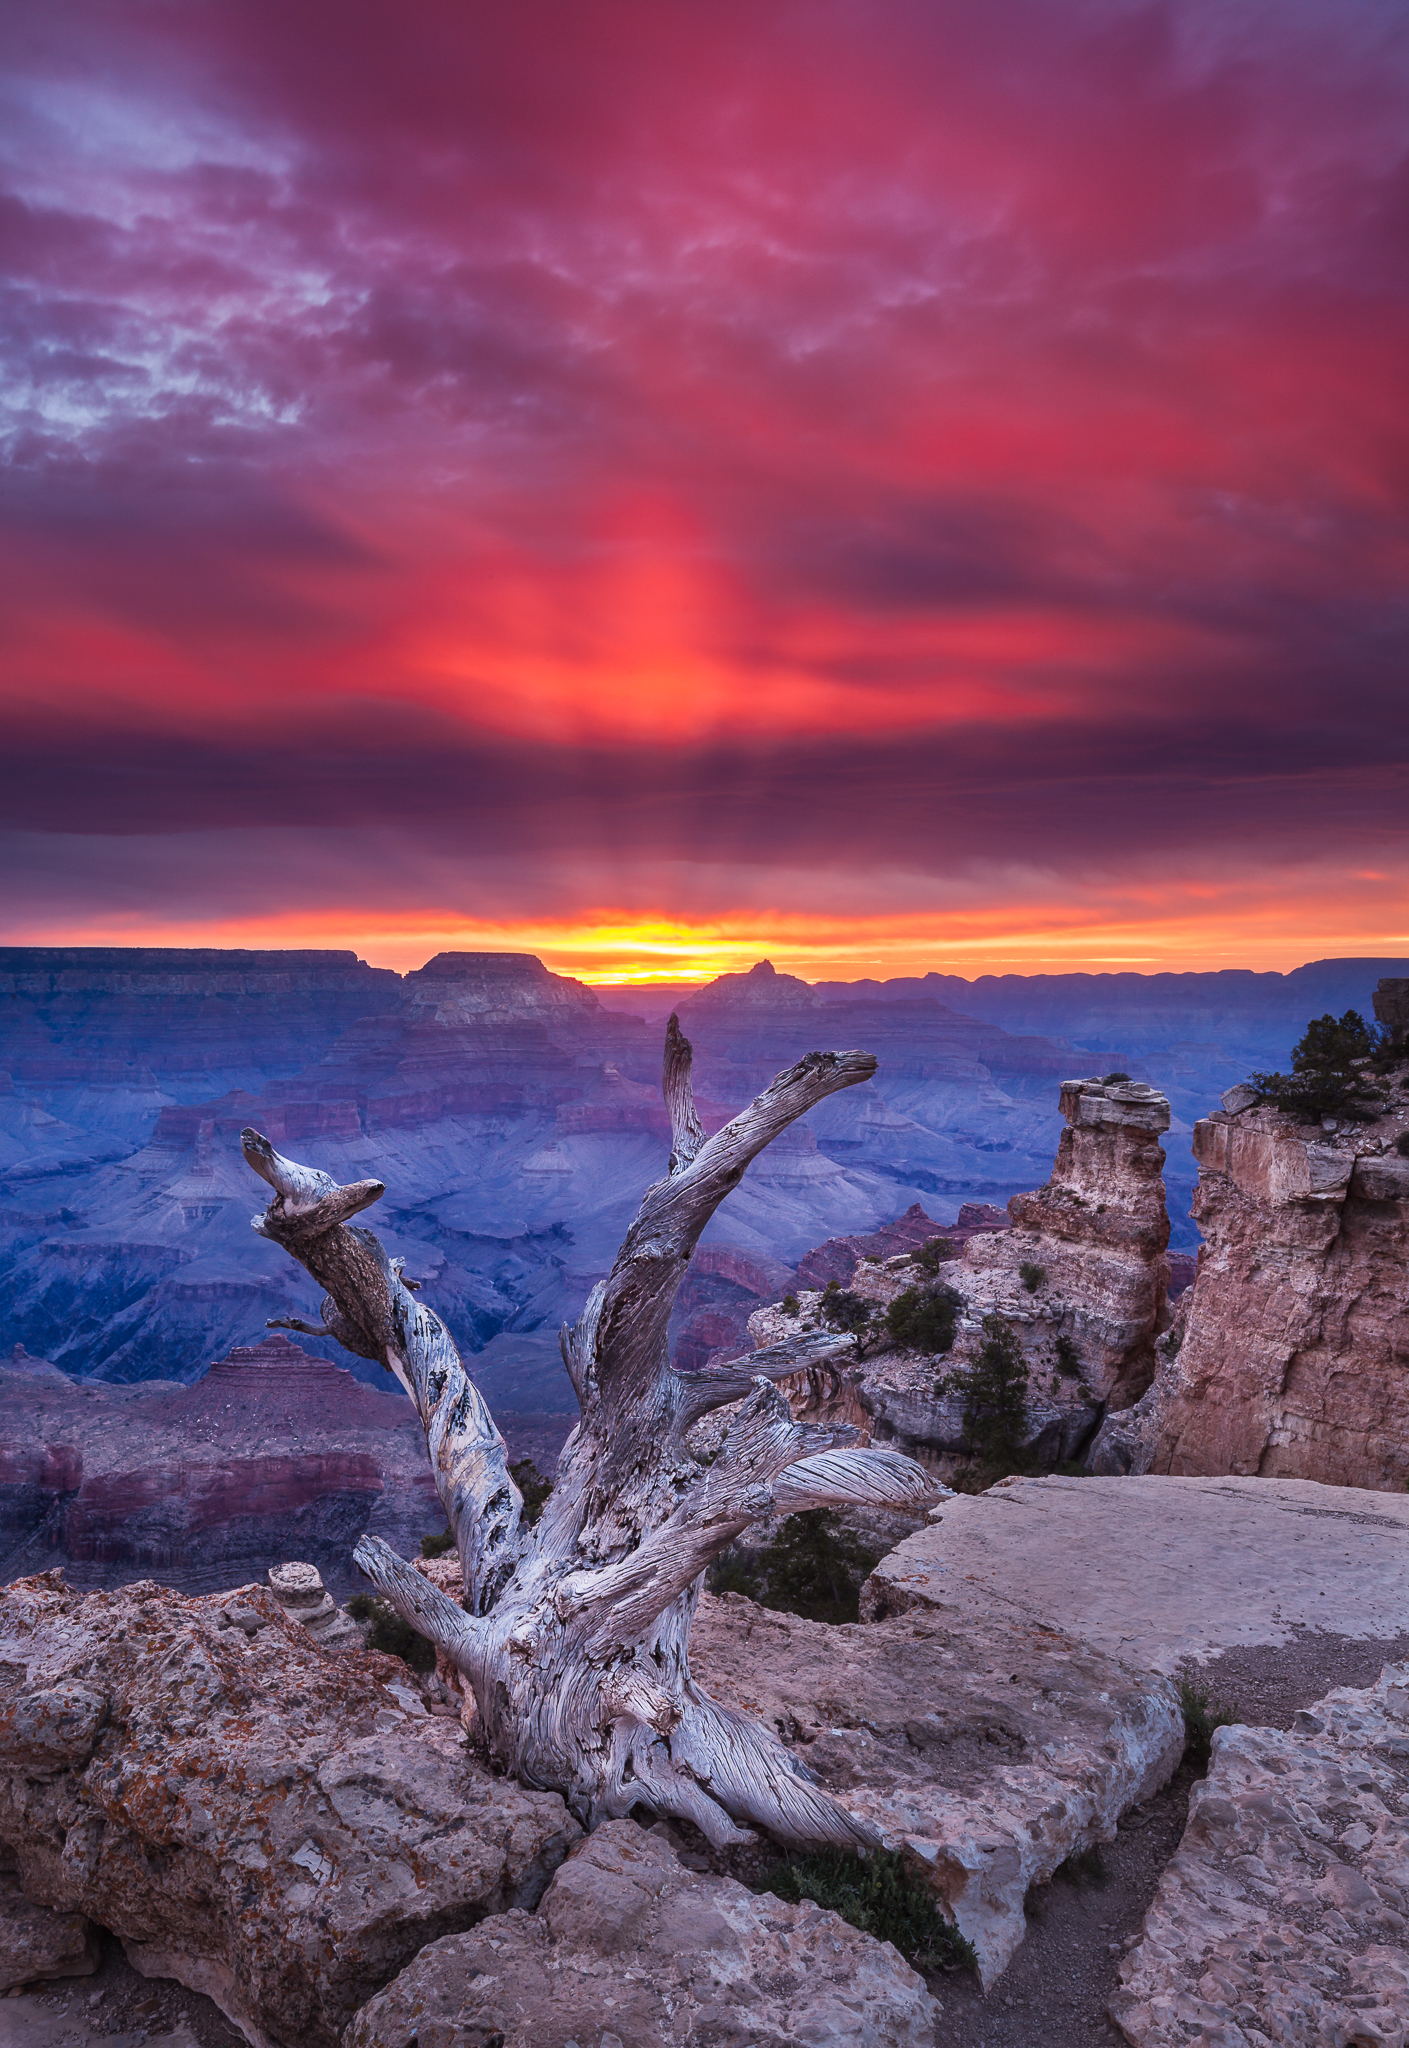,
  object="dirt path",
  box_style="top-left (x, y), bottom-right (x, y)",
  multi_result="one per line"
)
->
top-left (928, 1628), bottom-right (1409, 2048)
